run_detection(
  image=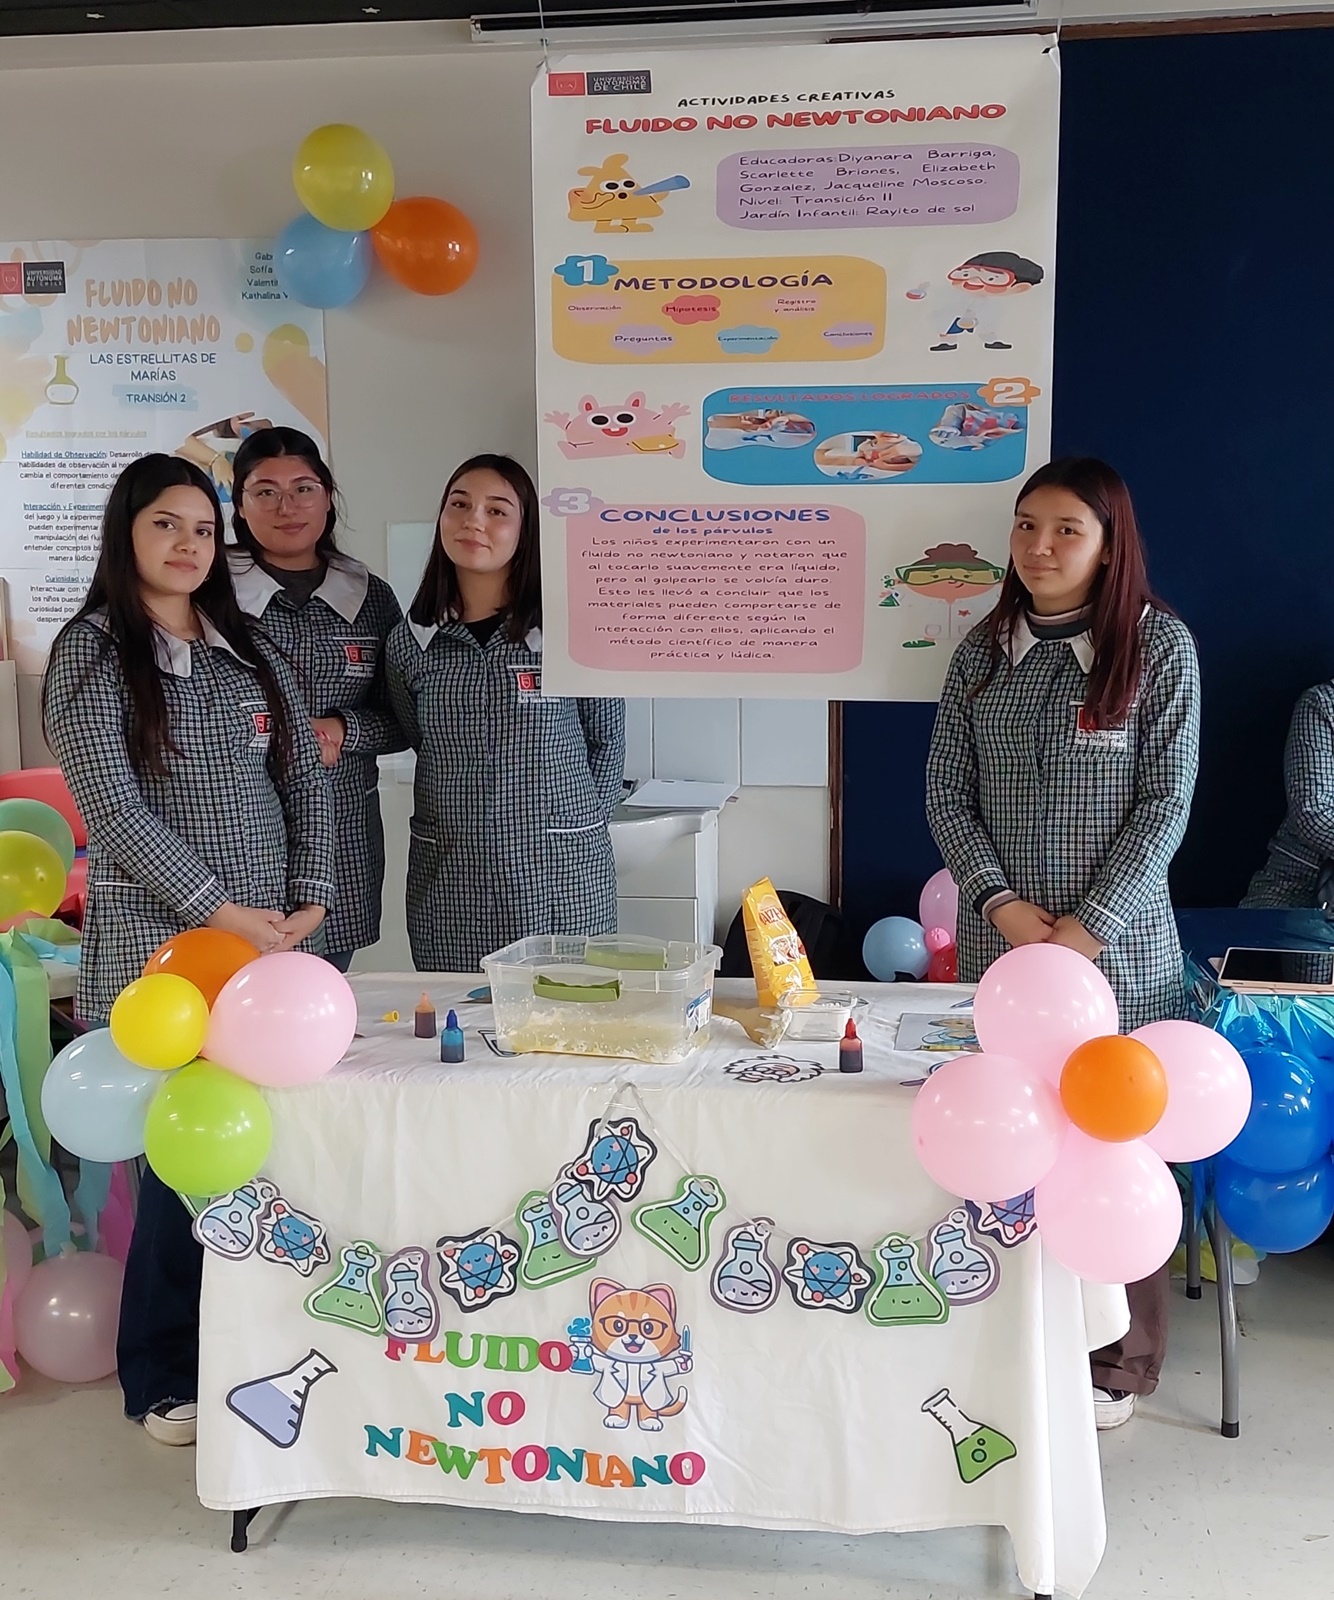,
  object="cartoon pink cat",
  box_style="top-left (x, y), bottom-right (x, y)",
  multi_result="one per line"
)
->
top-left (545, 393), bottom-right (689, 459)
